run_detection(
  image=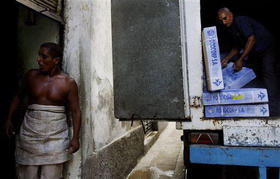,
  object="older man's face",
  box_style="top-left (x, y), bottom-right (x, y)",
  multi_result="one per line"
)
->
top-left (218, 11), bottom-right (233, 27)
top-left (37, 47), bottom-right (58, 73)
